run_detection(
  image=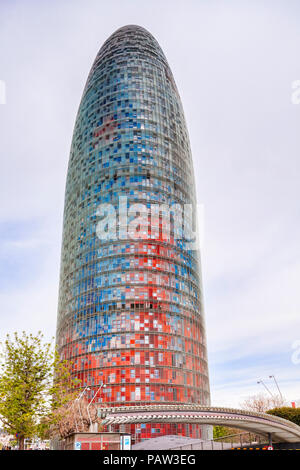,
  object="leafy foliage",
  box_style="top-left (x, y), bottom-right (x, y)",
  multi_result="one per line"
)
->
top-left (213, 426), bottom-right (235, 439)
top-left (213, 425), bottom-right (246, 440)
top-left (0, 331), bottom-right (79, 448)
top-left (266, 407), bottom-right (300, 426)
